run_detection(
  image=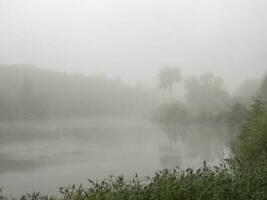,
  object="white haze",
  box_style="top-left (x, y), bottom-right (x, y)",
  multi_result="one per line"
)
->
top-left (1, 0), bottom-right (267, 88)
top-left (1, 0), bottom-right (267, 196)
